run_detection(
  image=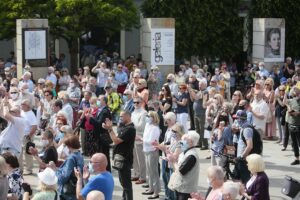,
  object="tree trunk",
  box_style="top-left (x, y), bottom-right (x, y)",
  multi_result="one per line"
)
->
top-left (68, 38), bottom-right (78, 75)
